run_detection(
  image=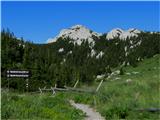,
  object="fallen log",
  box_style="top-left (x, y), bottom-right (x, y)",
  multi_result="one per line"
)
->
top-left (66, 87), bottom-right (94, 93)
top-left (54, 88), bottom-right (69, 91)
top-left (30, 86), bottom-right (95, 94)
